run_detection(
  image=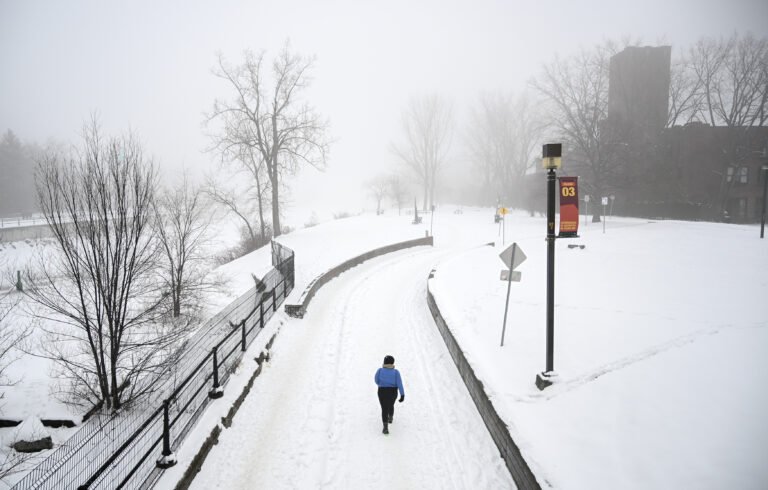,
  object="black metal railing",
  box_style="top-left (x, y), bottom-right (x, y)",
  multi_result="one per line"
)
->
top-left (12, 241), bottom-right (294, 490)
